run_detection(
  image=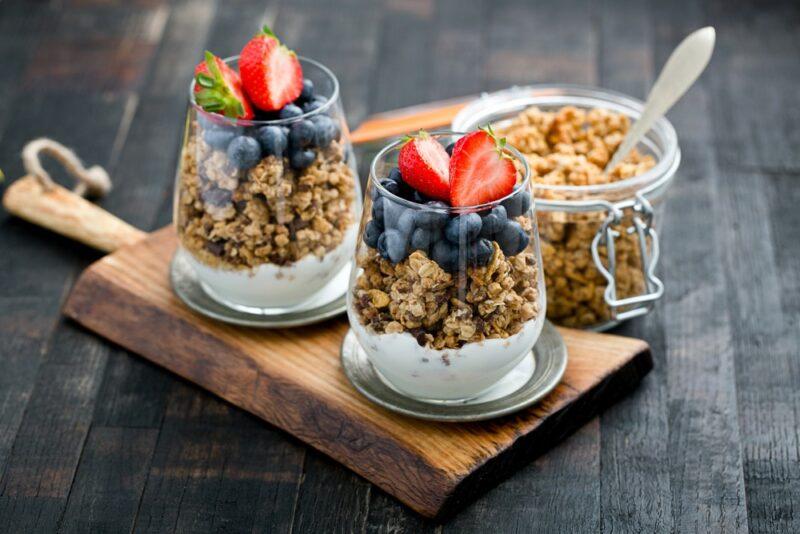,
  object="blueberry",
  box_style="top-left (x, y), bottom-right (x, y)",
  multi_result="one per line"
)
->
top-left (502, 189), bottom-right (532, 218)
top-left (469, 238), bottom-right (494, 266)
top-left (383, 199), bottom-right (406, 230)
top-left (302, 96), bottom-right (327, 113)
top-left (388, 167), bottom-right (403, 183)
top-left (410, 227), bottom-right (440, 253)
top-left (377, 232), bottom-right (389, 259)
top-left (289, 148), bottom-right (316, 170)
top-left (479, 205), bottom-right (508, 237)
top-left (289, 119), bottom-right (317, 149)
top-left (519, 189), bottom-right (532, 213)
top-left (397, 208), bottom-right (416, 238)
top-left (380, 178), bottom-right (402, 197)
top-left (253, 109), bottom-right (280, 121)
top-left (495, 220), bottom-right (530, 256)
top-left (311, 115), bottom-right (336, 148)
top-left (445, 142), bottom-right (456, 156)
top-left (371, 197), bottom-right (385, 222)
top-left (444, 213), bottom-right (482, 244)
top-left (226, 136), bottom-right (261, 169)
top-left (412, 190), bottom-right (430, 204)
top-left (371, 178), bottom-right (401, 200)
top-left (279, 104), bottom-right (304, 120)
top-left (383, 229), bottom-right (408, 263)
top-left (363, 219), bottom-right (382, 248)
top-left (255, 125), bottom-right (288, 157)
top-left (415, 201), bottom-right (449, 229)
top-left (431, 240), bottom-right (457, 272)
top-left (197, 113), bottom-right (217, 131)
top-left (201, 186), bottom-right (232, 207)
top-left (299, 78), bottom-right (315, 101)
top-left (386, 168), bottom-right (414, 199)
top-left (203, 128), bottom-right (236, 150)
